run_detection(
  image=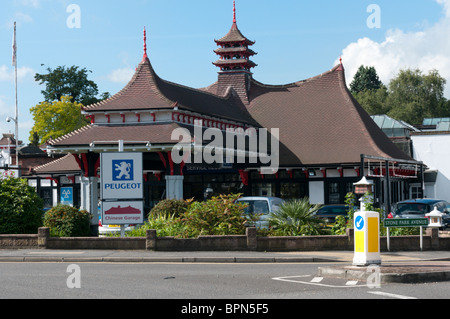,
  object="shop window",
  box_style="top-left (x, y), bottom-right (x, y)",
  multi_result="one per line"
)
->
top-left (252, 182), bottom-right (275, 197)
top-left (280, 183), bottom-right (307, 199)
top-left (328, 182), bottom-right (340, 204)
